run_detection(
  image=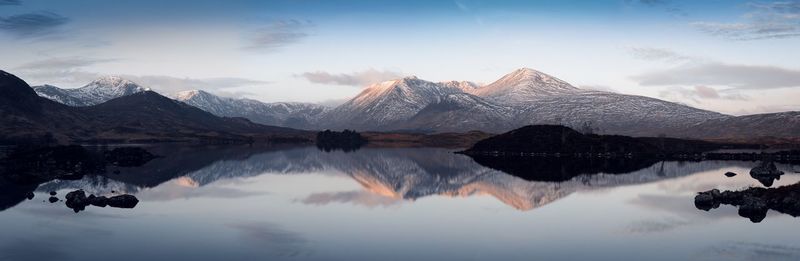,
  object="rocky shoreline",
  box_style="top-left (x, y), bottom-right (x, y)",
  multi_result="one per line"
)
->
top-left (695, 182), bottom-right (800, 223)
